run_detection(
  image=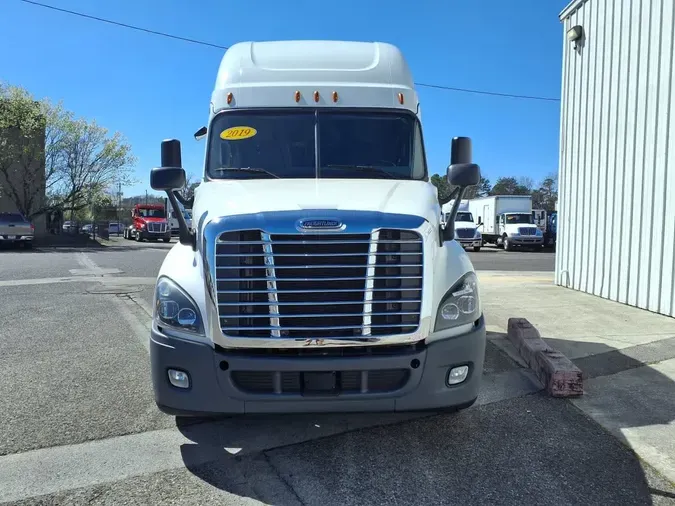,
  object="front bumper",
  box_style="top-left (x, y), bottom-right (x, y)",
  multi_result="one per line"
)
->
top-left (151, 316), bottom-right (487, 415)
top-left (508, 236), bottom-right (544, 245)
top-left (458, 239), bottom-right (482, 248)
top-left (0, 235), bottom-right (33, 242)
top-left (140, 229), bottom-right (171, 240)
